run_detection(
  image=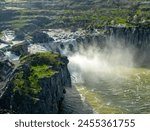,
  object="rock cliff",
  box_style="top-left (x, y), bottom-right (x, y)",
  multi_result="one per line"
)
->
top-left (104, 26), bottom-right (150, 66)
top-left (105, 26), bottom-right (150, 48)
top-left (0, 52), bottom-right (71, 113)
